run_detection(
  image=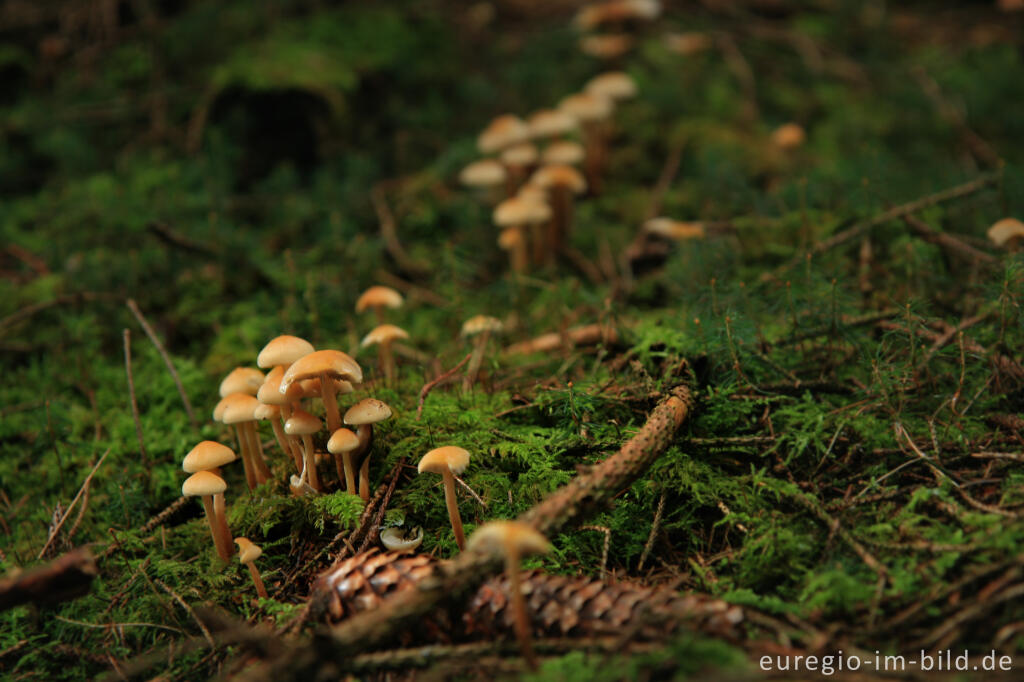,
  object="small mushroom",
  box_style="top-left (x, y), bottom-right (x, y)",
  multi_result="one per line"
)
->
top-left (643, 217), bottom-right (707, 241)
top-left (467, 521), bottom-right (551, 670)
top-left (494, 195), bottom-right (552, 269)
top-left (460, 159), bottom-right (508, 203)
top-left (771, 123), bottom-right (806, 151)
top-left (461, 315), bottom-right (505, 390)
top-left (559, 92), bottom-right (613, 193)
top-left (529, 164), bottom-right (586, 256)
top-left (343, 398), bottom-right (393, 501)
top-left (256, 335), bottom-right (315, 371)
top-left (281, 350), bottom-right (363, 433)
top-left (182, 471), bottom-right (233, 560)
top-left (477, 114), bottom-right (531, 155)
top-left (253, 403), bottom-right (291, 465)
top-left (258, 366), bottom-right (306, 472)
top-left (221, 393), bottom-right (273, 487)
top-left (500, 143), bottom-right (539, 192)
top-left (988, 217), bottom-right (1024, 251)
top-left (234, 537), bottom-right (268, 599)
top-left (285, 408), bottom-right (322, 492)
top-left (361, 324), bottom-right (409, 386)
top-left (182, 442), bottom-right (236, 560)
top-left (584, 71), bottom-right (637, 102)
top-left (218, 367), bottom-right (265, 398)
top-left (381, 526), bottom-right (424, 552)
top-left (541, 140), bottom-right (585, 167)
top-left (327, 427), bottom-right (360, 496)
top-left (526, 109), bottom-right (578, 144)
top-left (355, 286), bottom-right (404, 325)
top-left (418, 446), bottom-right (471, 551)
